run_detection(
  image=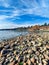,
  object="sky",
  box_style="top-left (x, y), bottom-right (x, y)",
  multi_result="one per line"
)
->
top-left (0, 0), bottom-right (49, 29)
